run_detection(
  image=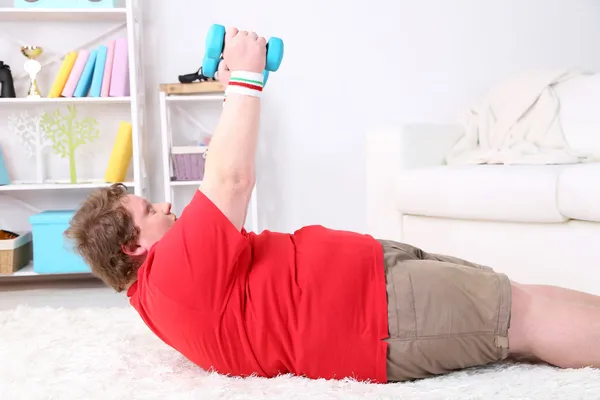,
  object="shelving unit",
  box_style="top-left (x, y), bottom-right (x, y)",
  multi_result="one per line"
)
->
top-left (0, 181), bottom-right (135, 192)
top-left (170, 180), bottom-right (203, 187)
top-left (158, 82), bottom-right (260, 233)
top-left (165, 94), bottom-right (224, 103)
top-left (0, 96), bottom-right (131, 104)
top-left (0, 263), bottom-right (94, 283)
top-left (0, 0), bottom-right (147, 281)
top-left (0, 7), bottom-right (128, 22)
